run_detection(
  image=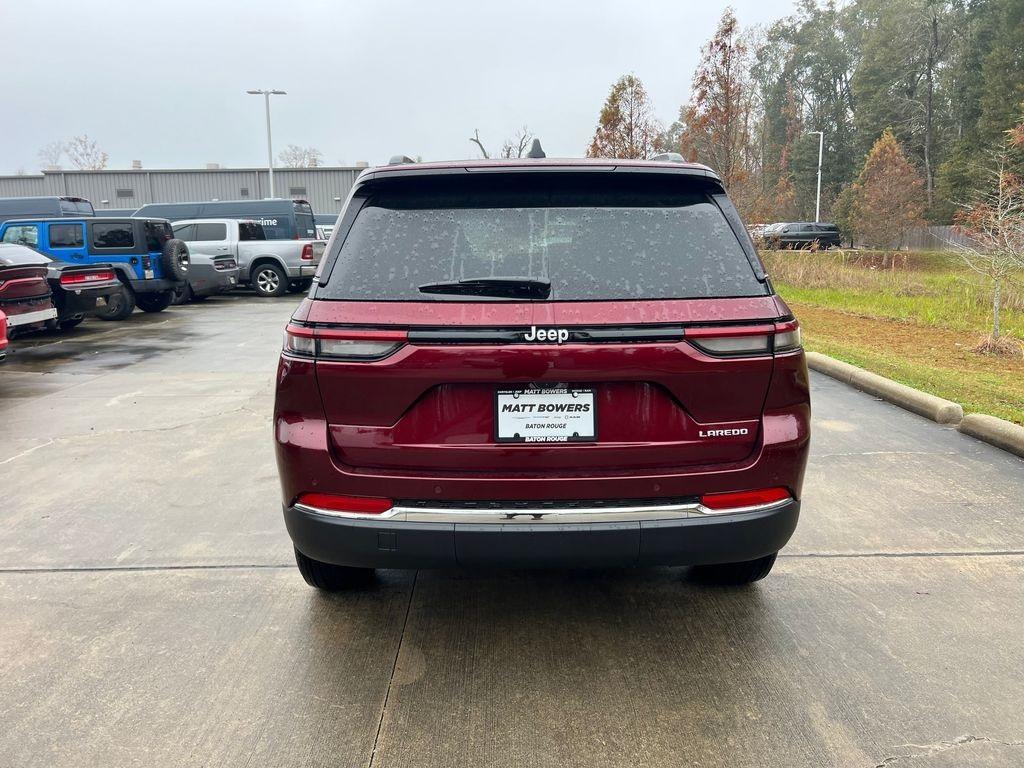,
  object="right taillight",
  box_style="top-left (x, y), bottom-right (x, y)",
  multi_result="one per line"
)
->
top-left (687, 321), bottom-right (802, 357)
top-left (300, 243), bottom-right (313, 260)
top-left (283, 325), bottom-right (406, 361)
